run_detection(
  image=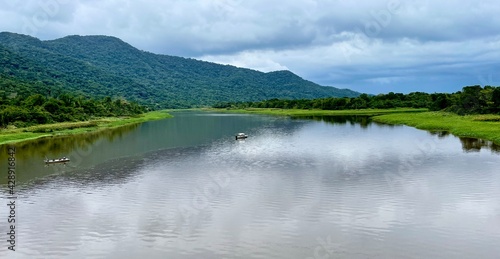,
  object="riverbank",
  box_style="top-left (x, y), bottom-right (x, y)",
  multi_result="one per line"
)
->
top-left (0, 110), bottom-right (172, 145)
top-left (210, 108), bottom-right (500, 145)
top-left (373, 112), bottom-right (500, 145)
top-left (208, 108), bottom-right (428, 116)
